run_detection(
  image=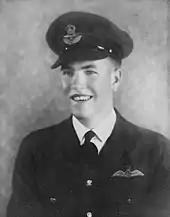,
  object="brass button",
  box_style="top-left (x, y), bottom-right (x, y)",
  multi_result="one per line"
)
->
top-left (86, 180), bottom-right (92, 186)
top-left (87, 212), bottom-right (92, 217)
top-left (50, 197), bottom-right (56, 203)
